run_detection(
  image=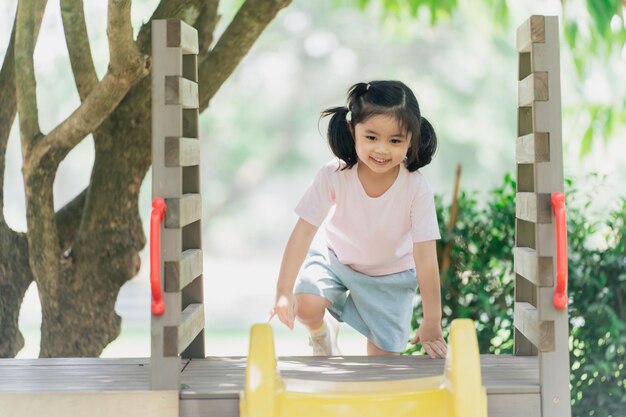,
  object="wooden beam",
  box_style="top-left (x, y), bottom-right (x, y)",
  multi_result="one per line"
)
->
top-left (516, 15), bottom-right (545, 53)
top-left (164, 303), bottom-right (205, 356)
top-left (514, 302), bottom-right (555, 352)
top-left (518, 72), bottom-right (548, 107)
top-left (166, 19), bottom-right (199, 55)
top-left (165, 249), bottom-right (203, 292)
top-left (0, 391), bottom-right (178, 417)
top-left (514, 247), bottom-right (553, 287)
top-left (165, 137), bottom-right (200, 167)
top-left (165, 194), bottom-right (201, 228)
top-left (516, 133), bottom-right (550, 163)
top-left (516, 193), bottom-right (551, 224)
top-left (165, 76), bottom-right (198, 109)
